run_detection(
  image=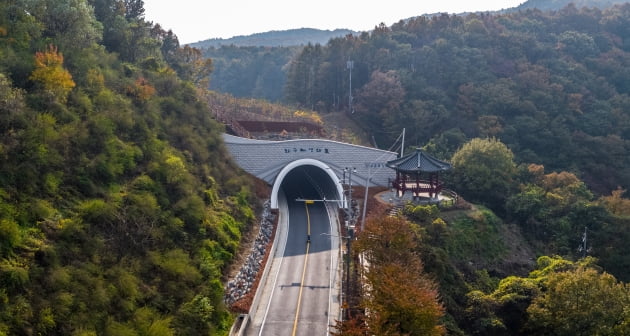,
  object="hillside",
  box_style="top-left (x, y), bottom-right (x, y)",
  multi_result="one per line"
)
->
top-left (278, 4), bottom-right (630, 335)
top-left (199, 0), bottom-right (630, 102)
top-left (516, 0), bottom-right (629, 11)
top-left (284, 3), bottom-right (630, 195)
top-left (0, 1), bottom-right (260, 334)
top-left (190, 28), bottom-right (356, 48)
top-left (1, 0), bottom-right (629, 335)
